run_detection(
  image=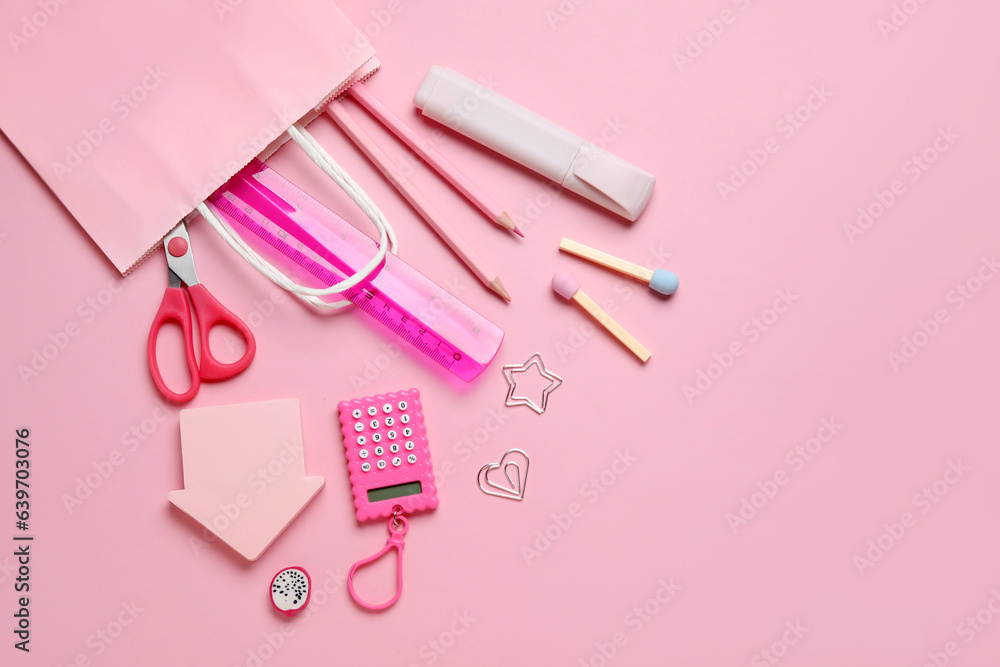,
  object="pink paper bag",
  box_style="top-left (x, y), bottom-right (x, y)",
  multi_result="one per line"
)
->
top-left (0, 0), bottom-right (378, 273)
